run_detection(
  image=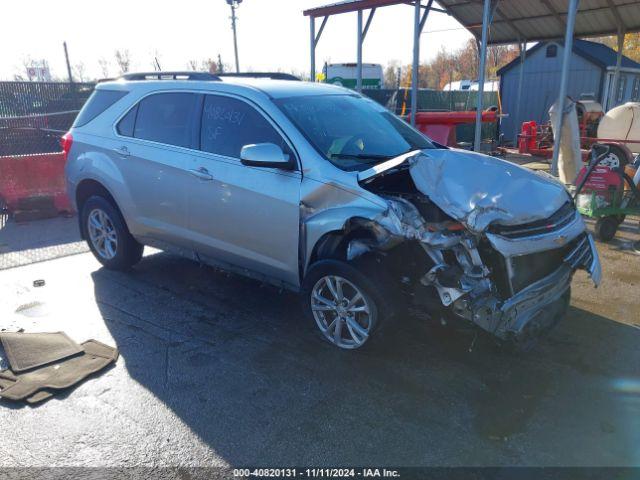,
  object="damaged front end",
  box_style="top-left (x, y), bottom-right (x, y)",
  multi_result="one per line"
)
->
top-left (354, 149), bottom-right (601, 347)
